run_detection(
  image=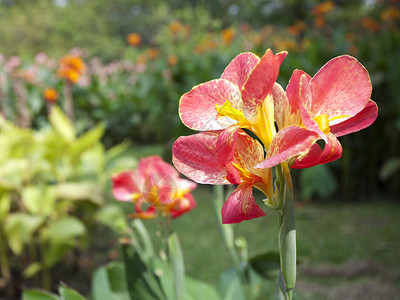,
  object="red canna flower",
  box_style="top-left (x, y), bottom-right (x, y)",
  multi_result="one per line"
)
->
top-left (112, 156), bottom-right (196, 220)
top-left (258, 55), bottom-right (378, 169)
